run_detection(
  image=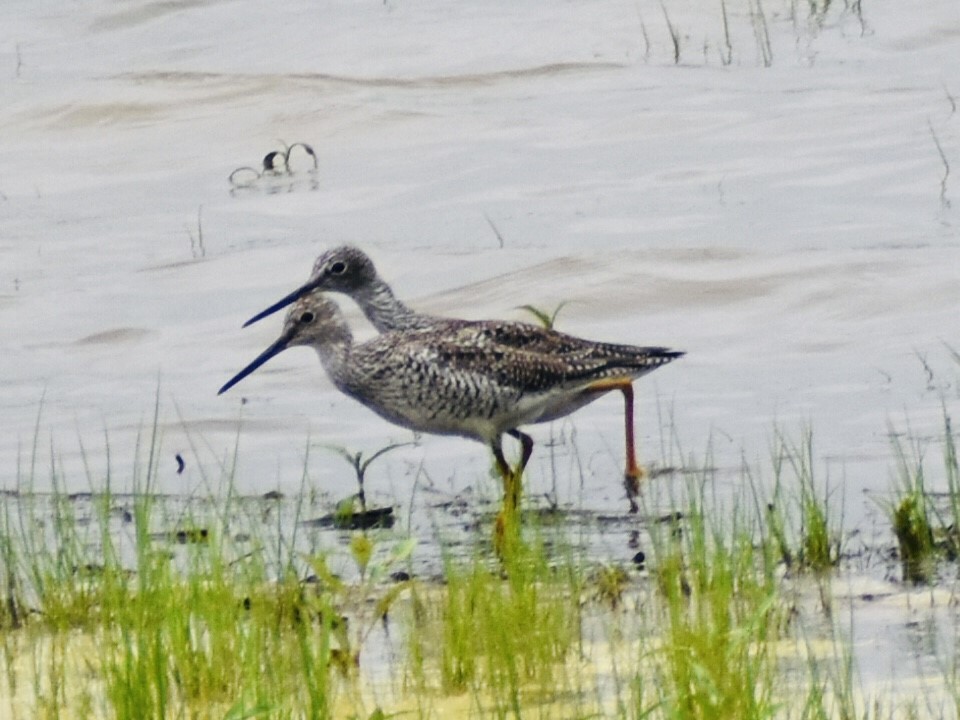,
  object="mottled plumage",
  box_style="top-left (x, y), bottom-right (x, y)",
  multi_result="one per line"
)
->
top-left (222, 292), bottom-right (681, 506)
top-left (242, 245), bottom-right (684, 510)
